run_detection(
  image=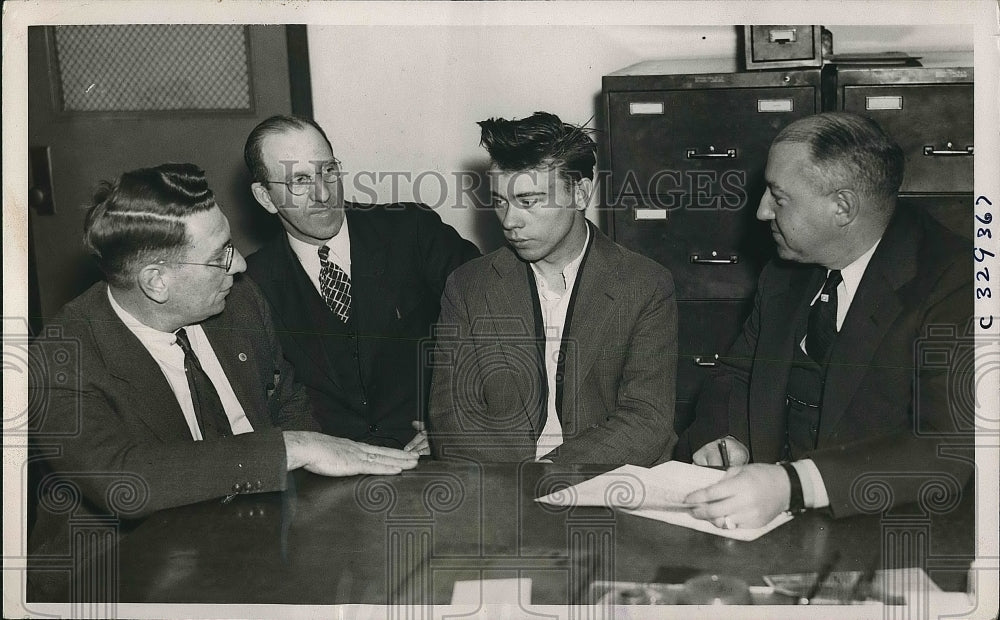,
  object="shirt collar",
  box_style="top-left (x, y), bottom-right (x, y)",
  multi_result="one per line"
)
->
top-left (107, 286), bottom-right (179, 349)
top-left (530, 221), bottom-right (591, 290)
top-left (837, 236), bottom-right (881, 301)
top-left (286, 214), bottom-right (351, 266)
